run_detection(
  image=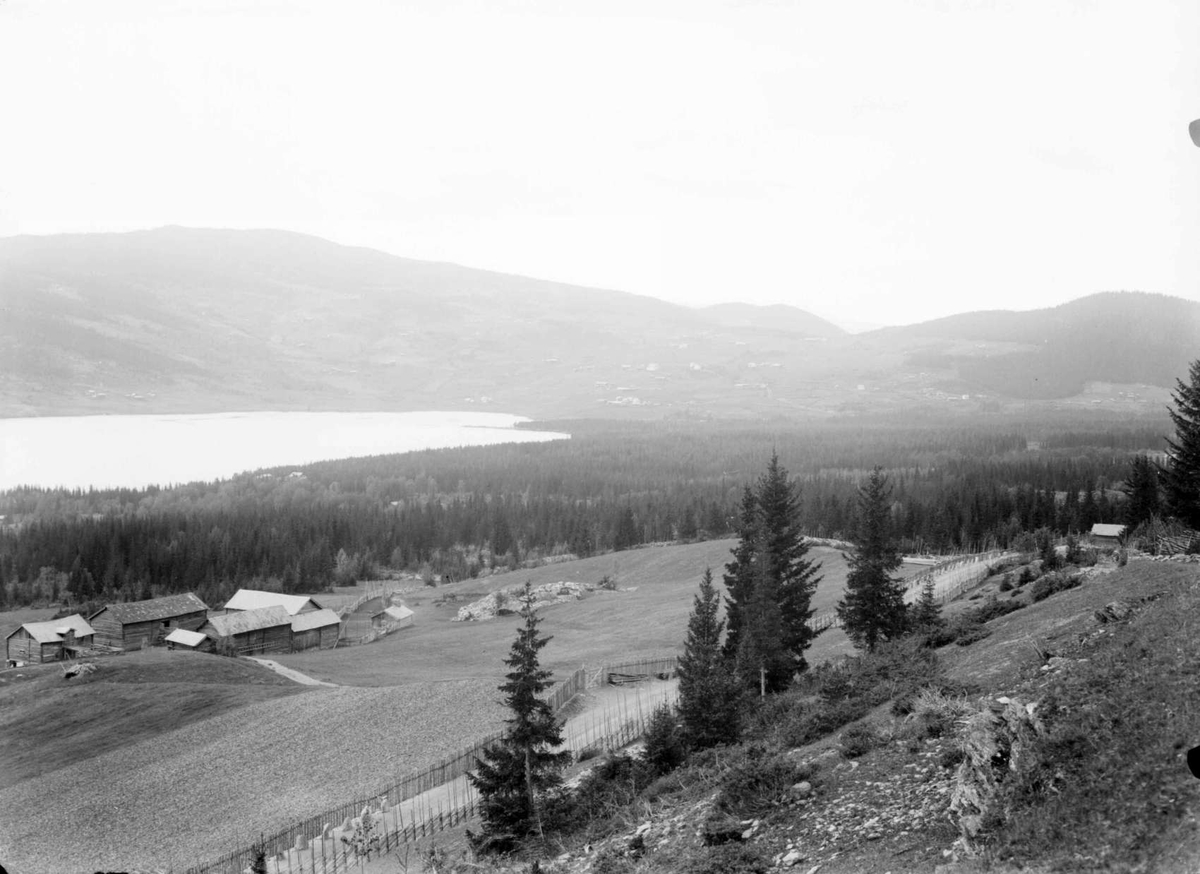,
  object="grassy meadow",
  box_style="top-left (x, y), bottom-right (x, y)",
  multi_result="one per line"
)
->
top-left (274, 541), bottom-right (927, 686)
